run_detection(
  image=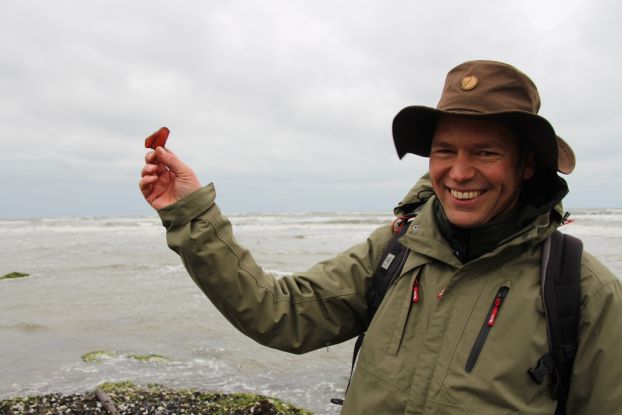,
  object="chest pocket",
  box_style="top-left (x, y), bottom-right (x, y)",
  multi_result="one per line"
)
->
top-left (464, 285), bottom-right (510, 372)
top-left (436, 279), bottom-right (553, 413)
top-left (356, 268), bottom-right (419, 383)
